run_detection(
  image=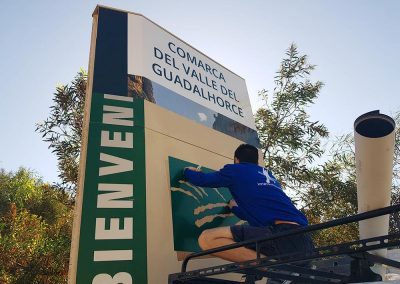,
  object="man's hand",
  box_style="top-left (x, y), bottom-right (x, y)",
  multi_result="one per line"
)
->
top-left (184, 166), bottom-right (201, 172)
top-left (183, 166), bottom-right (202, 179)
top-left (228, 199), bottom-right (238, 209)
